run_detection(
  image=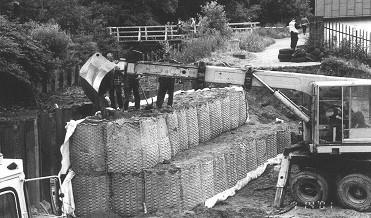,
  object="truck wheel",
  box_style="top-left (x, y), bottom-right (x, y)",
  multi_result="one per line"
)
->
top-left (337, 174), bottom-right (371, 211)
top-left (290, 170), bottom-right (329, 205)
